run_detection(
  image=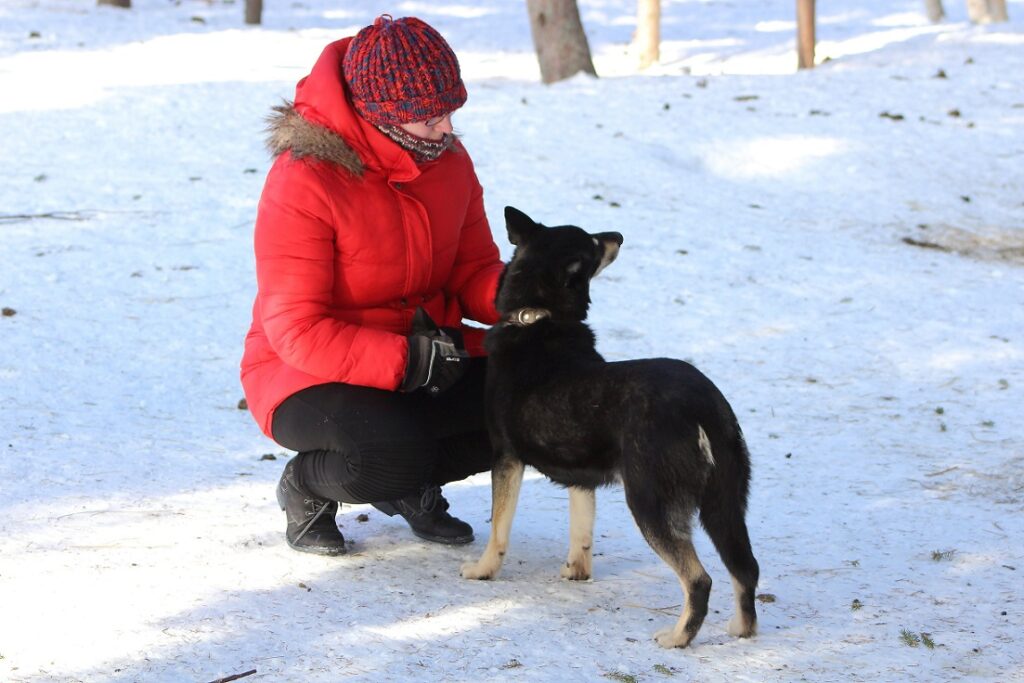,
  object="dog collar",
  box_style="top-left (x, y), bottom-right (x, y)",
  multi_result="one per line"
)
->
top-left (501, 307), bottom-right (551, 327)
